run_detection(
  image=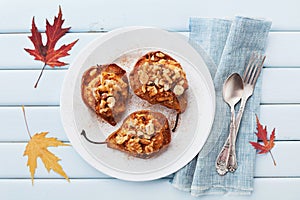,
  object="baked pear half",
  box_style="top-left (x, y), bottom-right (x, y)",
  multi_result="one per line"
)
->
top-left (106, 110), bottom-right (171, 159)
top-left (81, 64), bottom-right (129, 126)
top-left (129, 51), bottom-right (188, 113)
